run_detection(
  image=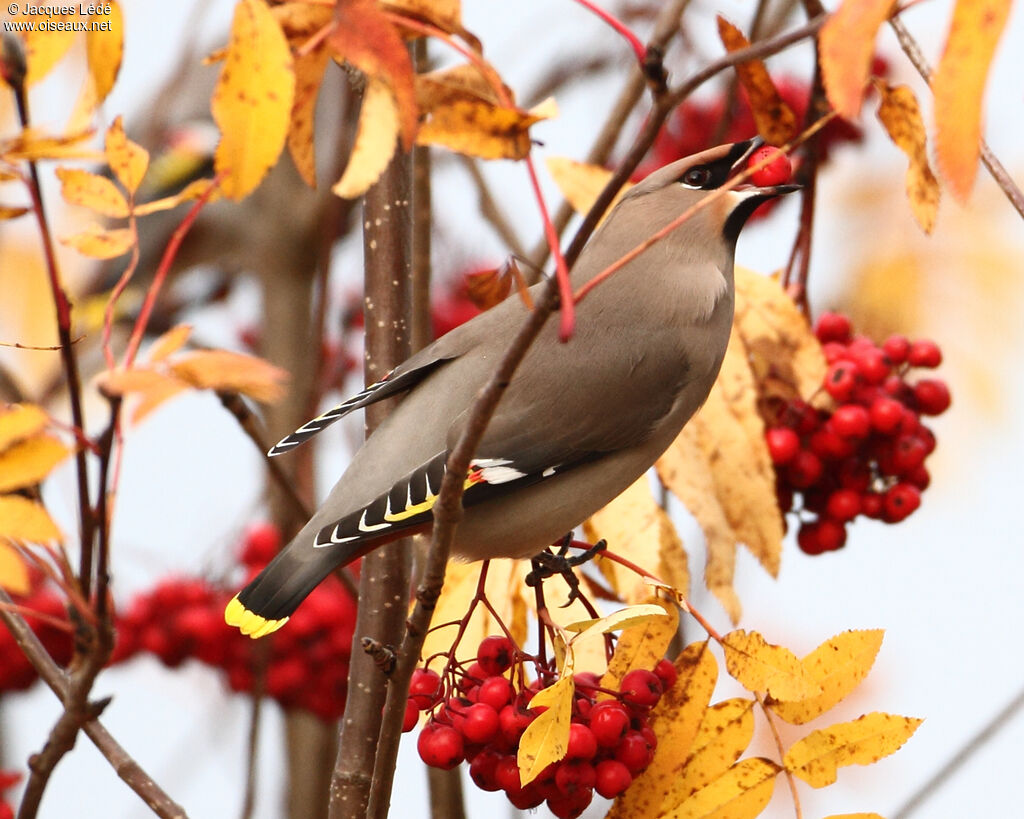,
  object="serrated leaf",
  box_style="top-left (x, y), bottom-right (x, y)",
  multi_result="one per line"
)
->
top-left (148, 325), bottom-right (192, 363)
top-left (0, 435), bottom-right (70, 492)
top-left (565, 603), bottom-right (669, 638)
top-left (333, 75), bottom-right (399, 199)
top-left (784, 712), bottom-right (922, 787)
top-left (716, 16), bottom-right (797, 145)
top-left (667, 757), bottom-right (780, 819)
top-left (518, 674), bottom-right (574, 785)
top-left (600, 597), bottom-right (678, 694)
top-left (0, 541), bottom-right (31, 594)
top-left (819, 0), bottom-right (894, 120)
top-left (875, 83), bottom-right (939, 234)
top-left (0, 495), bottom-right (62, 544)
top-left (170, 350), bottom-right (288, 403)
top-left (56, 168), bottom-right (129, 218)
top-left (722, 630), bottom-right (820, 701)
top-left (770, 629), bottom-right (885, 724)
top-left (608, 641), bottom-right (718, 819)
top-left (932, 0), bottom-right (1011, 201)
top-left (212, 0), bottom-right (295, 200)
top-left (105, 116), bottom-right (149, 195)
top-left (667, 698), bottom-right (756, 809)
top-left (61, 225), bottom-right (134, 259)
top-left (585, 476), bottom-right (690, 604)
top-left (0, 404), bottom-right (48, 451)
